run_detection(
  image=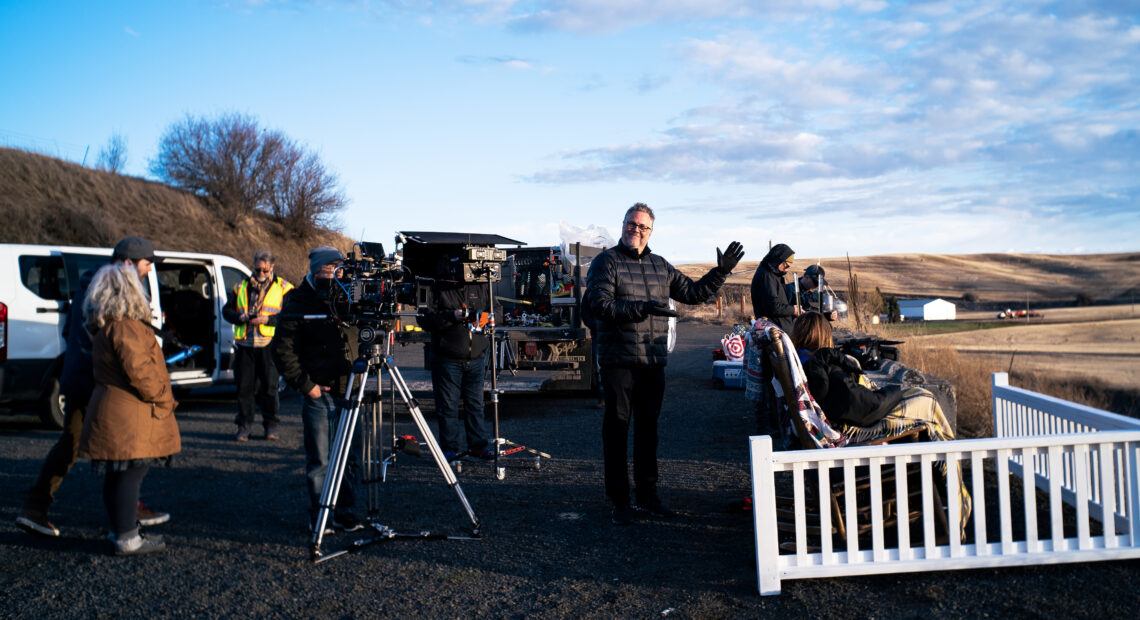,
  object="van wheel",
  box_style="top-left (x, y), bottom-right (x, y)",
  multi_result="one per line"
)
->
top-left (38, 377), bottom-right (65, 430)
